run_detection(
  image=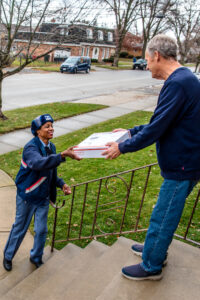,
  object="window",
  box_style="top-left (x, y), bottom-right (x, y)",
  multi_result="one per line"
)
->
top-left (102, 48), bottom-right (105, 60)
top-left (108, 32), bottom-right (113, 42)
top-left (106, 48), bottom-right (110, 59)
top-left (98, 30), bottom-right (103, 41)
top-left (60, 28), bottom-right (65, 35)
top-left (60, 28), bottom-right (69, 36)
top-left (86, 47), bottom-right (90, 57)
top-left (86, 28), bottom-right (93, 39)
top-left (81, 47), bottom-right (85, 56)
